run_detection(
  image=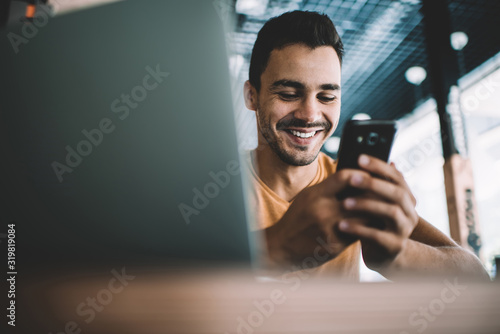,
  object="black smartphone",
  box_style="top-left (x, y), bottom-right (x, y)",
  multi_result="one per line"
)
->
top-left (335, 120), bottom-right (397, 201)
top-left (336, 119), bottom-right (397, 171)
